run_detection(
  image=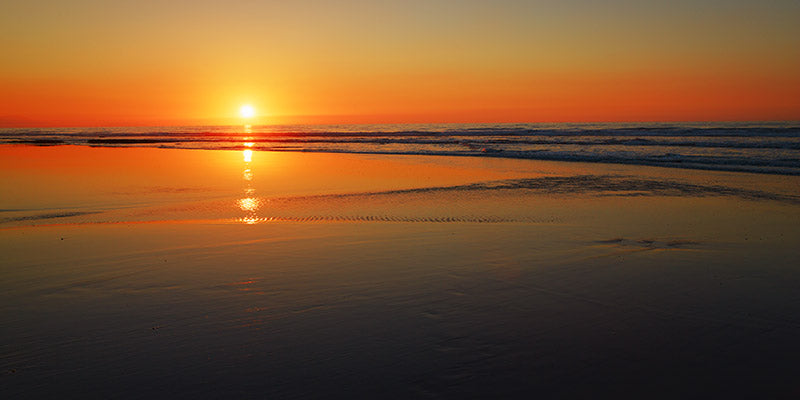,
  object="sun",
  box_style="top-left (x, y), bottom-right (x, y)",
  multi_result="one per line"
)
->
top-left (239, 104), bottom-right (256, 119)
